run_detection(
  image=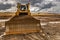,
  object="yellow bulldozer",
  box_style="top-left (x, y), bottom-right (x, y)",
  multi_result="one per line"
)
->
top-left (5, 3), bottom-right (41, 35)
